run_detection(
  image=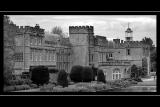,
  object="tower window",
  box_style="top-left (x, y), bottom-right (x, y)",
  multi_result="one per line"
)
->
top-left (127, 49), bottom-right (130, 55)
